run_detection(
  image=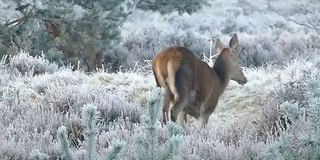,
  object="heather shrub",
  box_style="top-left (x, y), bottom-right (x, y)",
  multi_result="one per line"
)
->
top-left (31, 104), bottom-right (126, 160)
top-left (30, 88), bottom-right (184, 160)
top-left (178, 123), bottom-right (266, 160)
top-left (38, 82), bottom-right (143, 124)
top-left (108, 22), bottom-right (319, 72)
top-left (105, 25), bottom-right (209, 72)
top-left (253, 60), bottom-right (315, 141)
top-left (7, 50), bottom-right (60, 76)
top-left (0, 55), bottom-right (12, 84)
top-left (0, 67), bottom-right (143, 159)
top-left (238, 30), bottom-right (319, 67)
top-left (109, 0), bottom-right (320, 71)
top-left (262, 74), bottom-right (320, 159)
